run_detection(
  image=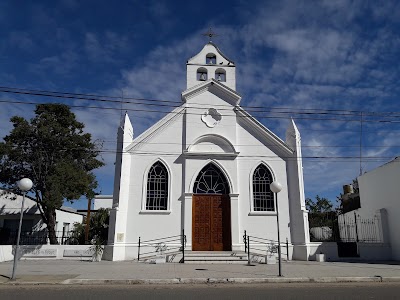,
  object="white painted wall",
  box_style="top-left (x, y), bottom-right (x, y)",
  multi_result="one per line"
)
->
top-left (94, 195), bottom-right (113, 210)
top-left (55, 209), bottom-right (84, 233)
top-left (308, 242), bottom-right (392, 261)
top-left (0, 245), bottom-right (98, 262)
top-left (186, 42), bottom-right (236, 91)
top-left (356, 158), bottom-right (400, 260)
